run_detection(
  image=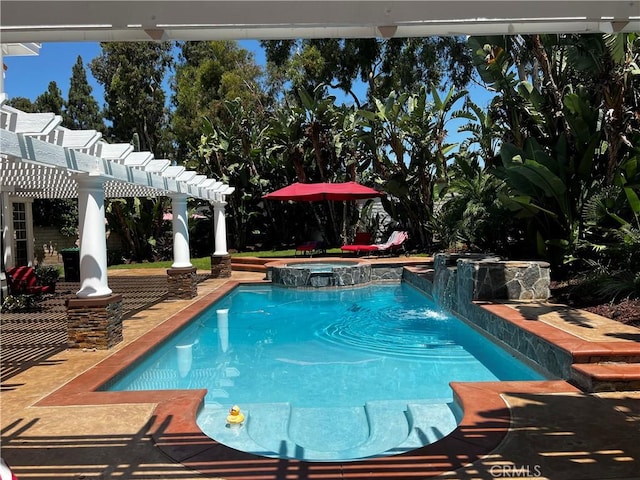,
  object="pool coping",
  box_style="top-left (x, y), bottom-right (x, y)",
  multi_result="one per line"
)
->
top-left (36, 280), bottom-right (587, 478)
